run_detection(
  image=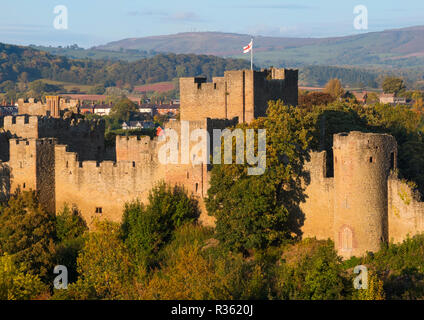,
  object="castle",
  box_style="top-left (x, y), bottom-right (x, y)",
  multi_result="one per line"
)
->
top-left (17, 96), bottom-right (80, 118)
top-left (1, 67), bottom-right (424, 259)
